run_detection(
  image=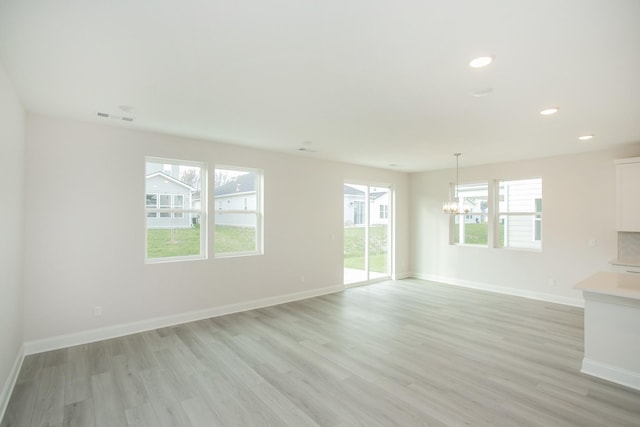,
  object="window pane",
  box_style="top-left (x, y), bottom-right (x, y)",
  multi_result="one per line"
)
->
top-left (534, 198), bottom-right (542, 241)
top-left (499, 179), bottom-right (542, 213)
top-left (159, 194), bottom-right (171, 217)
top-left (453, 183), bottom-right (489, 246)
top-left (368, 224), bottom-right (388, 274)
top-left (215, 169), bottom-right (257, 199)
top-left (214, 167), bottom-right (262, 256)
top-left (379, 204), bottom-right (389, 219)
top-left (146, 221), bottom-right (201, 258)
top-left (159, 194), bottom-right (171, 207)
top-left (500, 214), bottom-right (541, 249)
top-left (454, 215), bottom-right (489, 245)
top-left (173, 194), bottom-right (184, 218)
top-left (146, 194), bottom-right (157, 218)
top-left (146, 193), bottom-right (157, 208)
top-left (146, 158), bottom-right (205, 261)
top-left (214, 213), bottom-right (257, 254)
top-left (498, 178), bottom-right (542, 249)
